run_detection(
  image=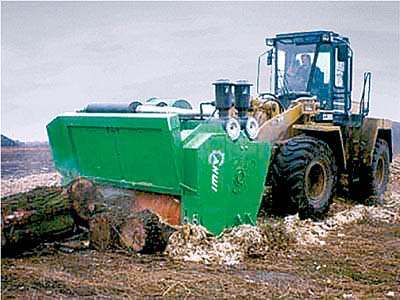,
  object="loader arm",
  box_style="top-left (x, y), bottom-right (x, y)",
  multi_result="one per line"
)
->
top-left (255, 98), bottom-right (319, 142)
